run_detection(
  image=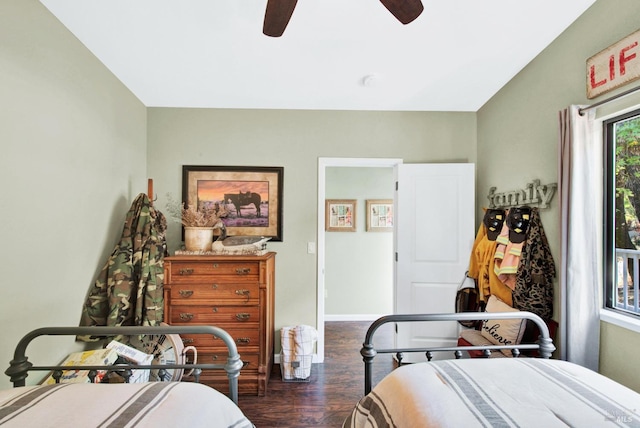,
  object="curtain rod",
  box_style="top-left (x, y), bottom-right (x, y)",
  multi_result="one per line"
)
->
top-left (579, 84), bottom-right (640, 115)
